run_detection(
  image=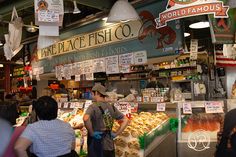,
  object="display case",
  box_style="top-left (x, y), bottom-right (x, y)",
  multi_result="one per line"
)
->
top-left (57, 101), bottom-right (176, 157)
top-left (177, 101), bottom-right (224, 157)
